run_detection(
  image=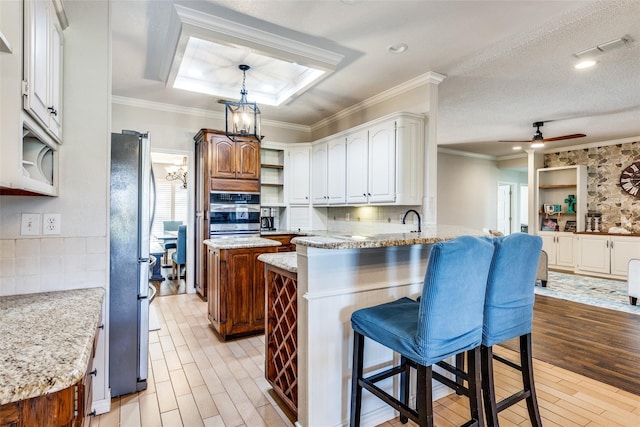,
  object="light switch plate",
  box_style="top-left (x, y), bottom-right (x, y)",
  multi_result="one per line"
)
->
top-left (43, 213), bottom-right (61, 235)
top-left (21, 213), bottom-right (41, 235)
